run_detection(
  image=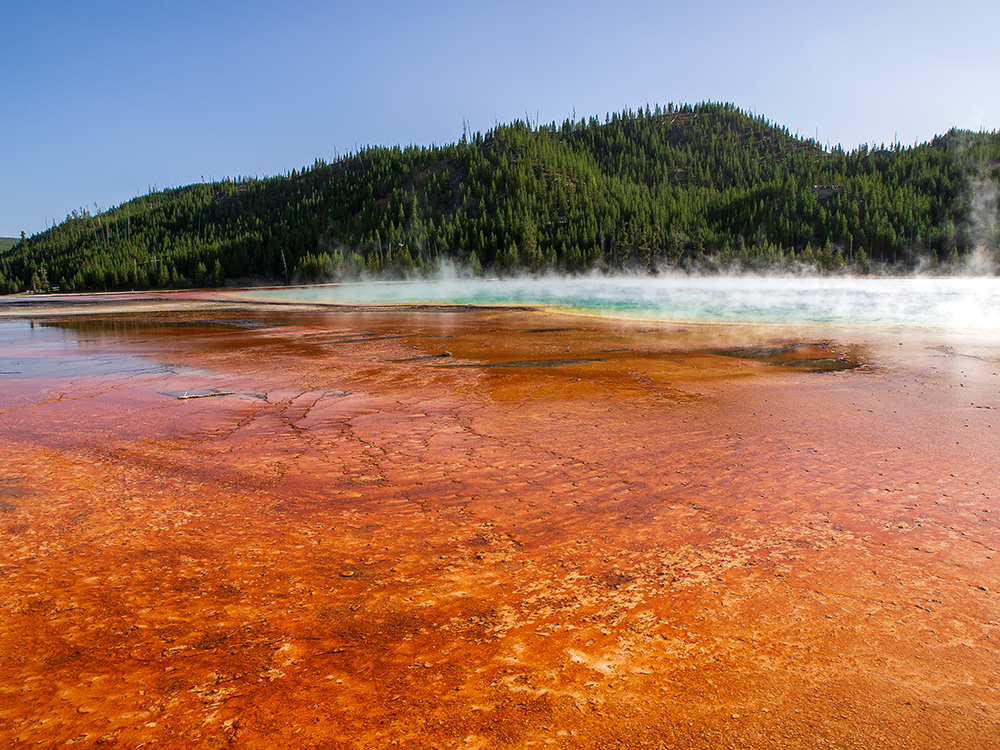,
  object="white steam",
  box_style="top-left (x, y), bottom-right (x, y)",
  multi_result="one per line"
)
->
top-left (967, 177), bottom-right (1000, 274)
top-left (248, 273), bottom-right (1000, 333)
